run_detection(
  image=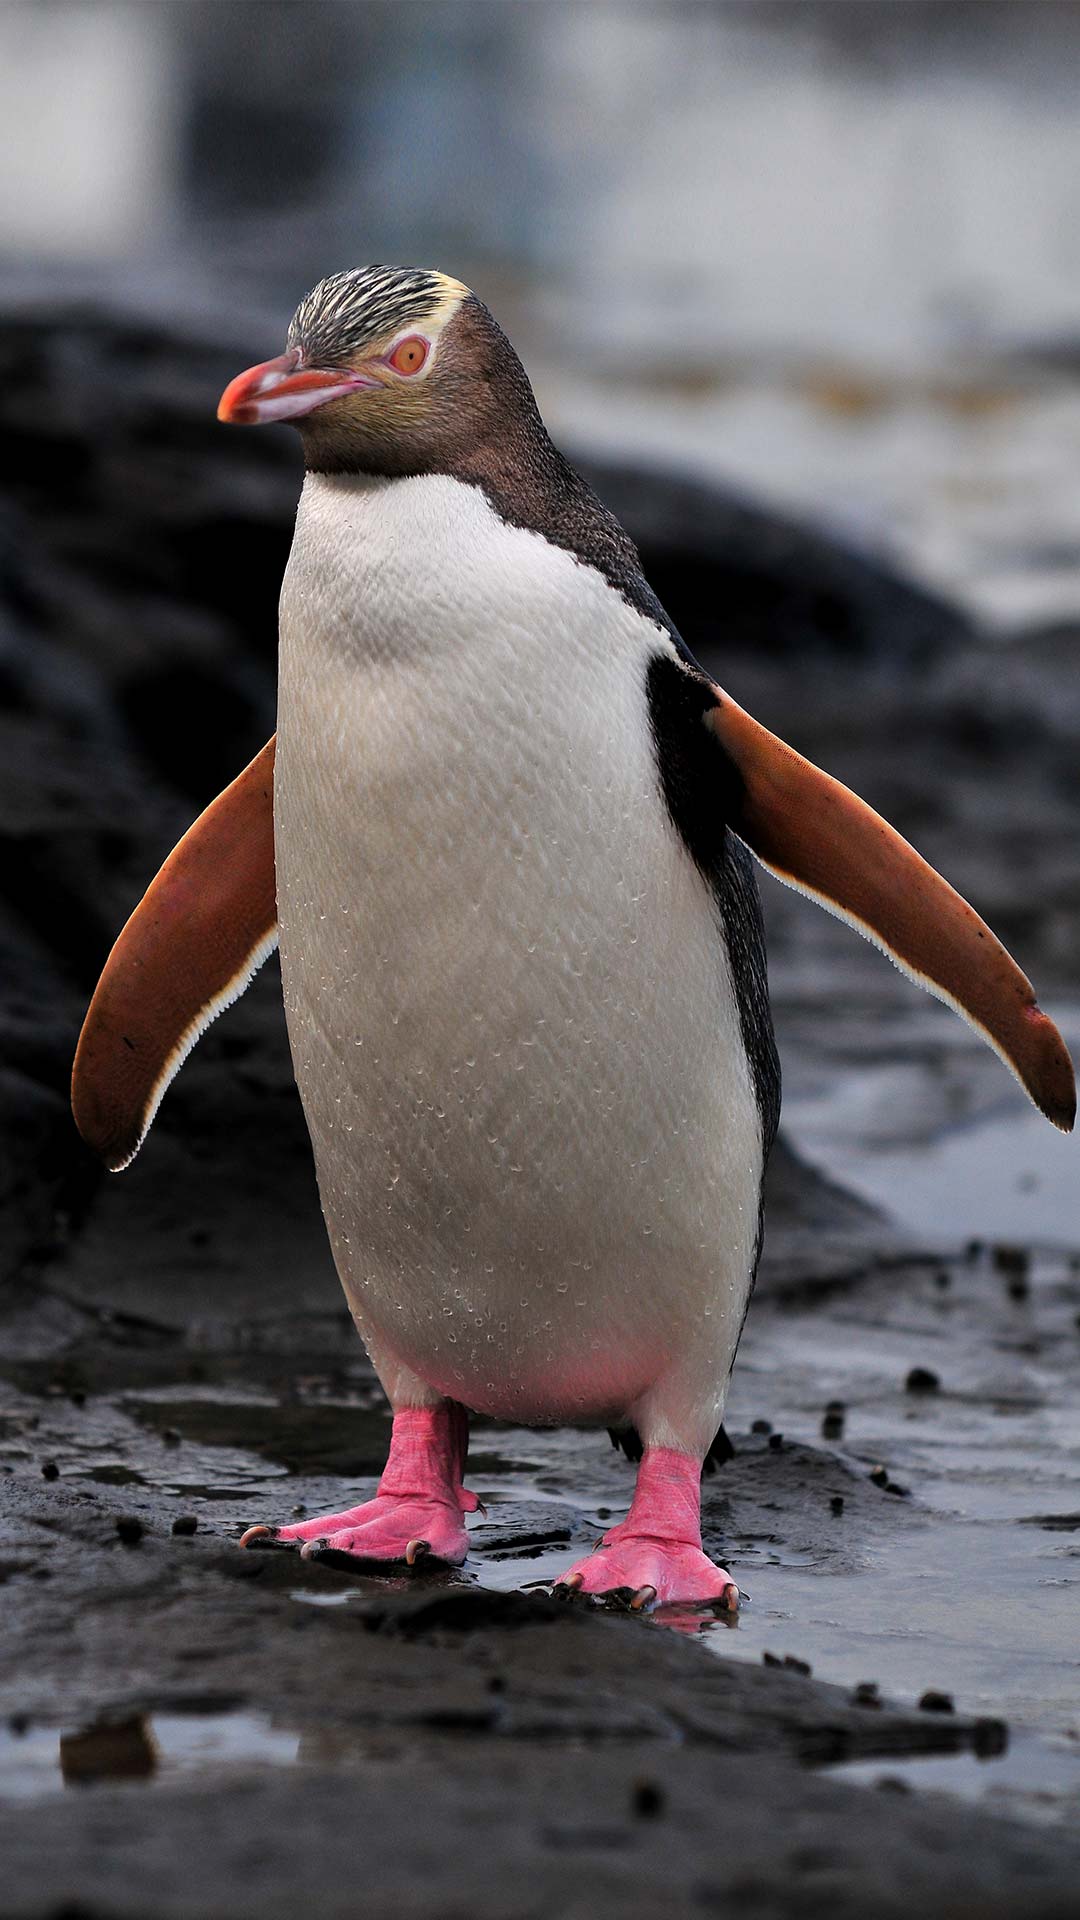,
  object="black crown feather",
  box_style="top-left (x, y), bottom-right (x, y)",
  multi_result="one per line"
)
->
top-left (288, 265), bottom-right (453, 365)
